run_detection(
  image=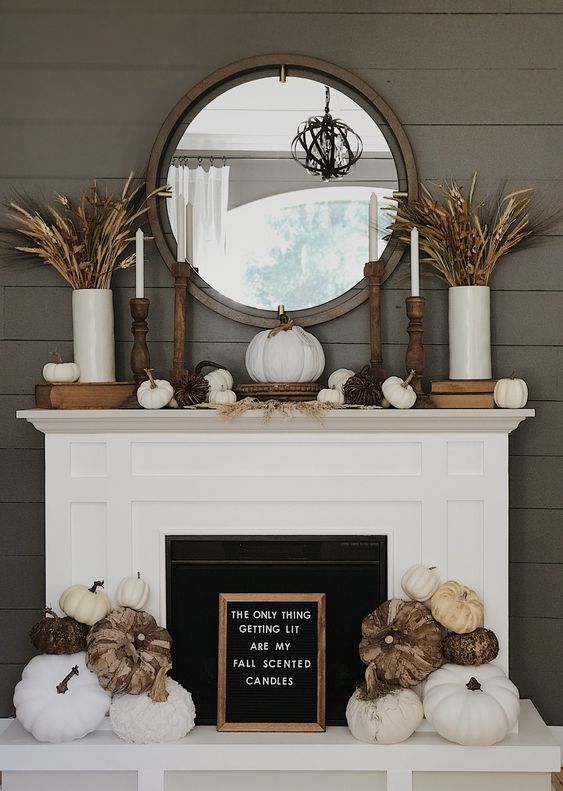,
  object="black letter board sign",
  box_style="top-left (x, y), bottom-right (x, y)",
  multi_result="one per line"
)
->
top-left (217, 592), bottom-right (326, 731)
